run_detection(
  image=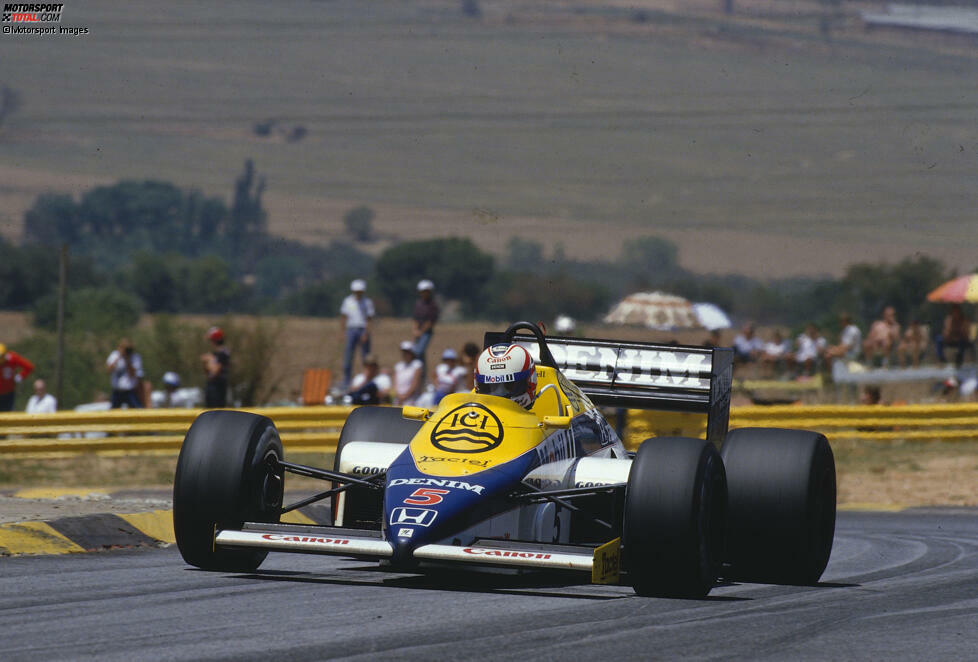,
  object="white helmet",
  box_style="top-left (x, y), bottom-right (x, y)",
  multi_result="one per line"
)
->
top-left (474, 344), bottom-right (537, 409)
